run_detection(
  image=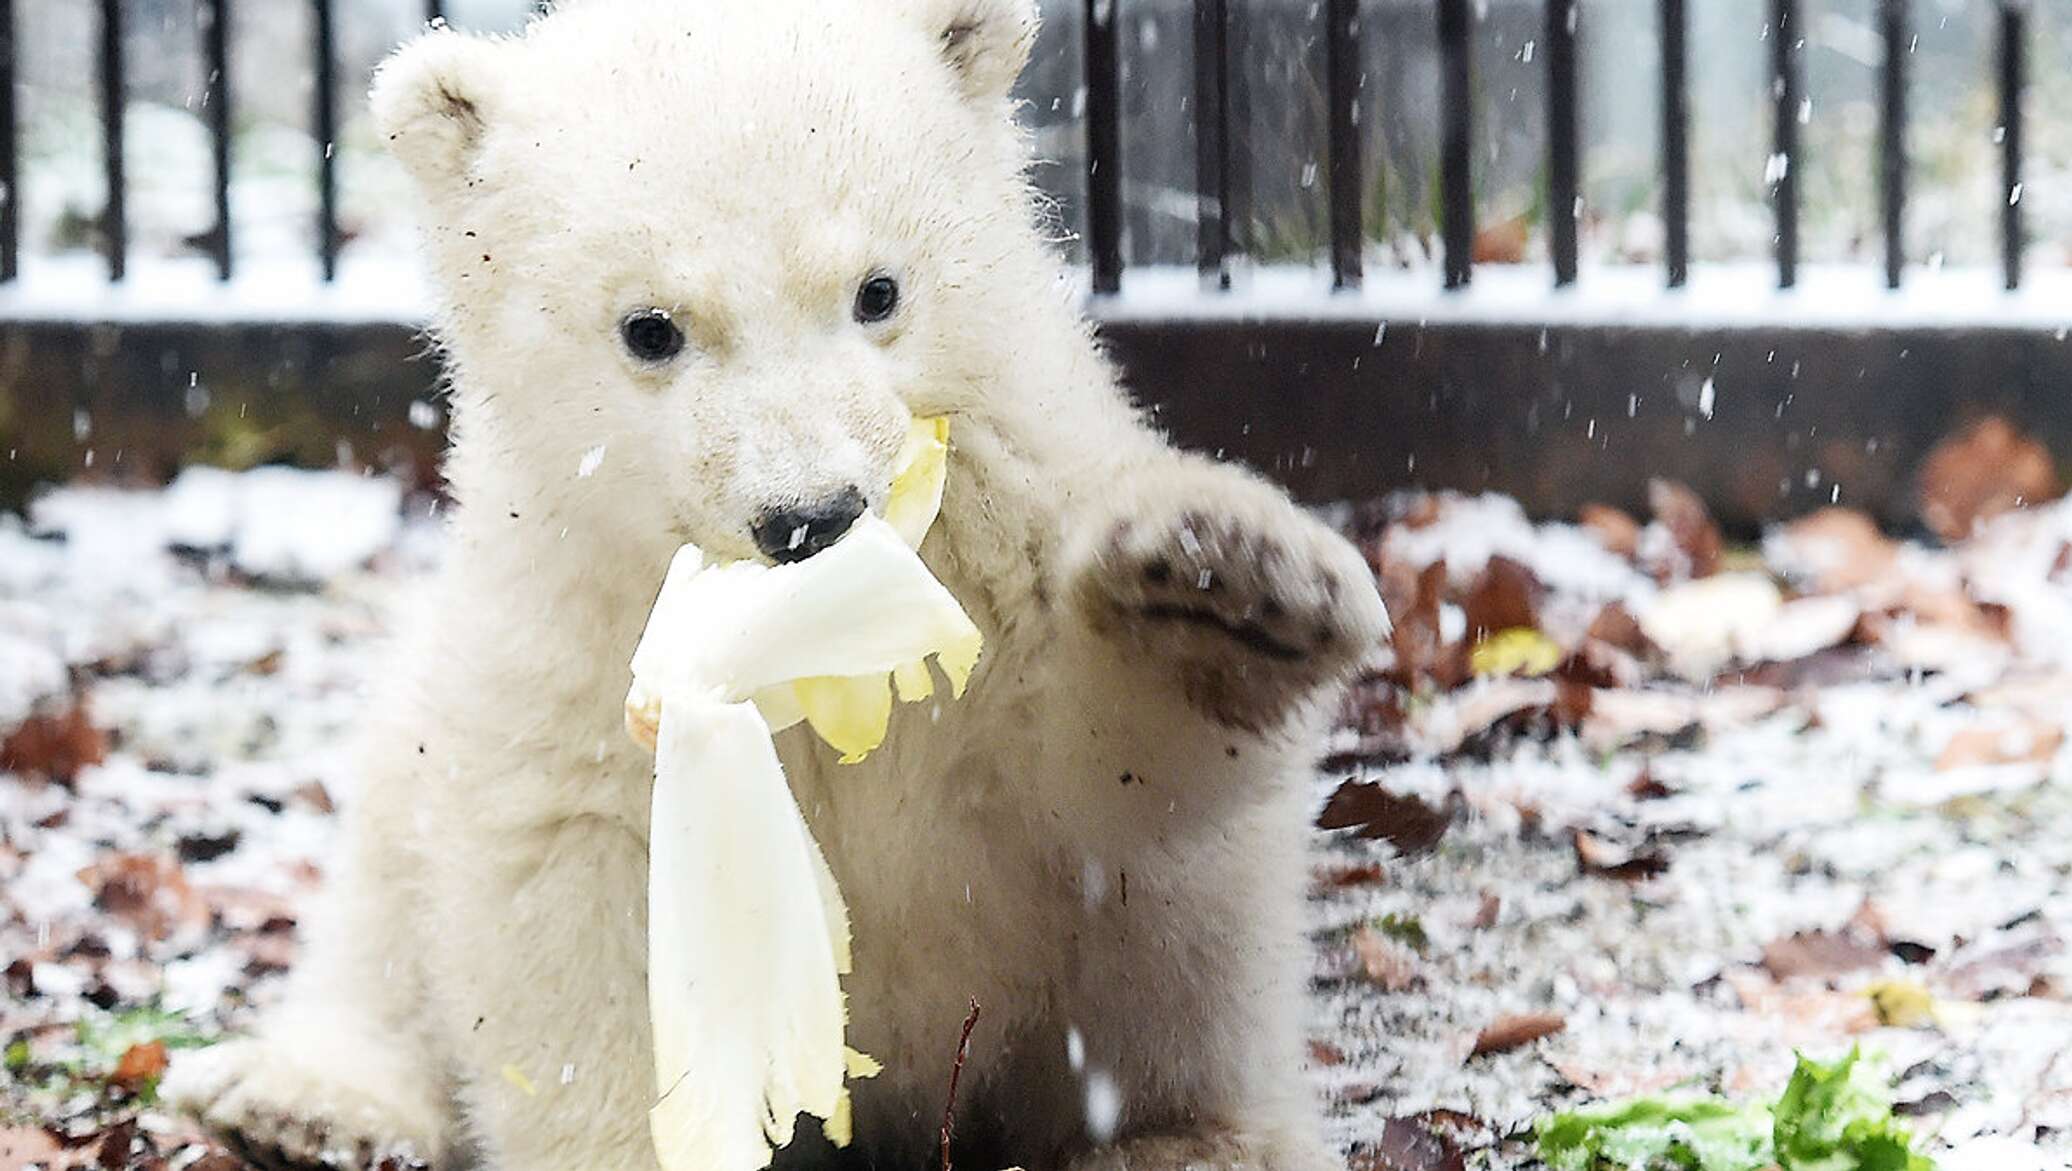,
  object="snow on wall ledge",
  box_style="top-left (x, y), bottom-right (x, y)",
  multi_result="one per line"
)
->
top-left (6, 254), bottom-right (2072, 333)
